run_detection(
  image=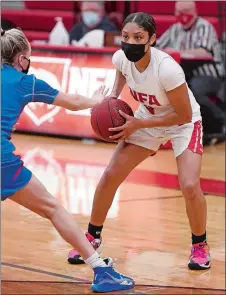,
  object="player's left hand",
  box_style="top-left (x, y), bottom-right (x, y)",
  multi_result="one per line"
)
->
top-left (91, 85), bottom-right (110, 106)
top-left (108, 110), bottom-right (141, 141)
top-left (90, 85), bottom-right (110, 114)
